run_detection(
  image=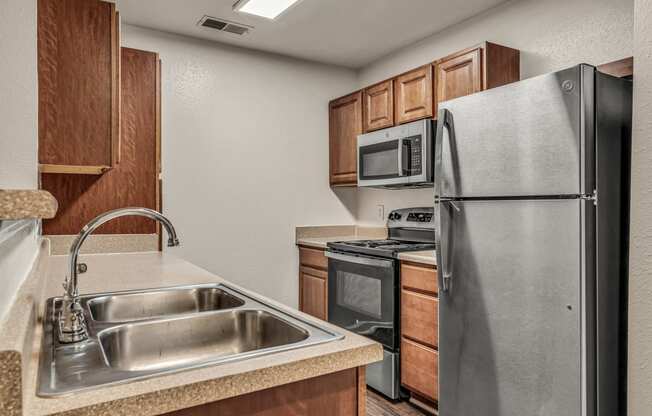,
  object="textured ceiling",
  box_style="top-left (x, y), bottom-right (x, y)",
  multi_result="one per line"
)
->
top-left (115, 0), bottom-right (508, 68)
